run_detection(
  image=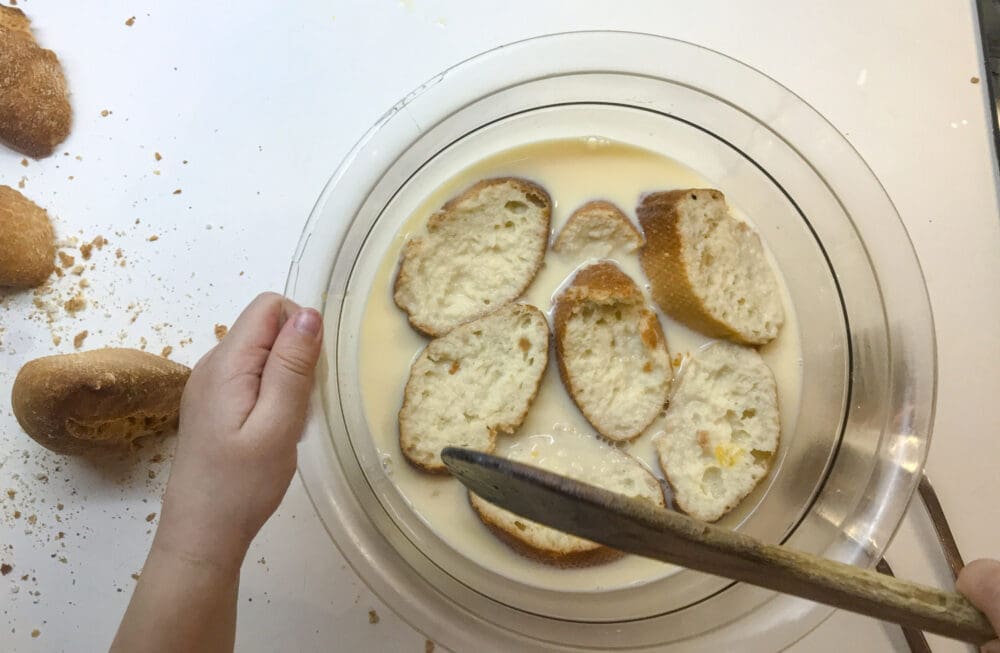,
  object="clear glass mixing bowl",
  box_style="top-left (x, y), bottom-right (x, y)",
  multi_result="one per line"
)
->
top-left (285, 32), bottom-right (935, 651)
